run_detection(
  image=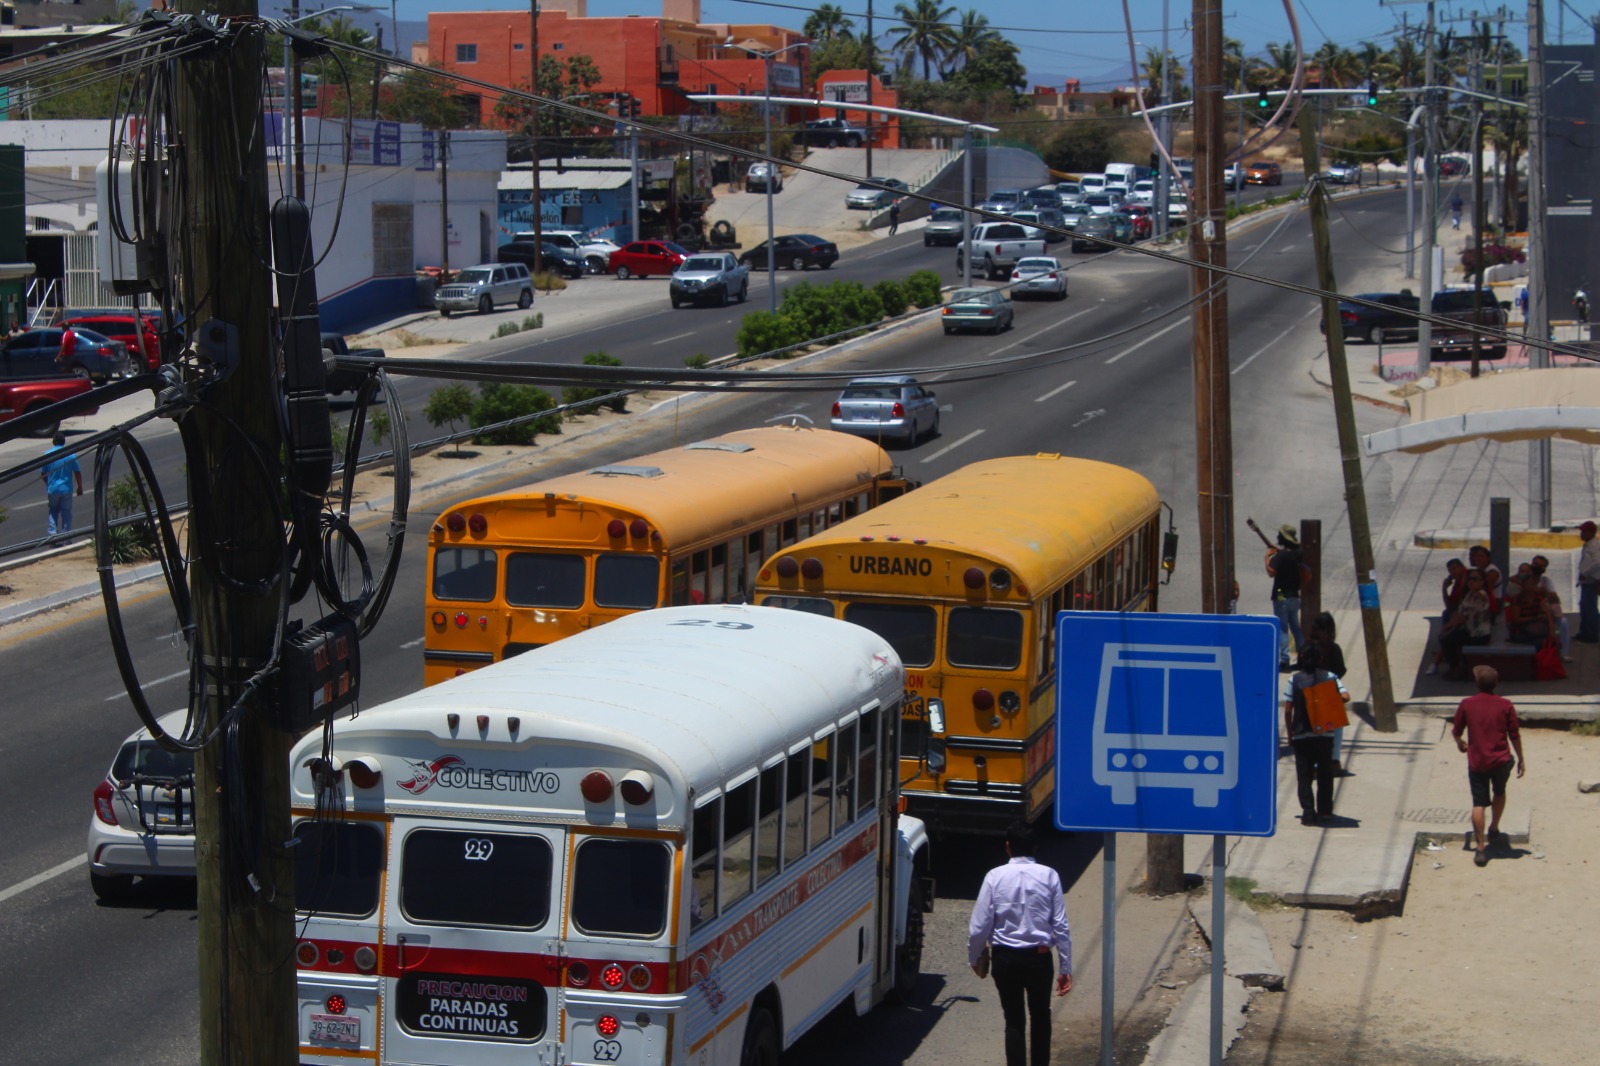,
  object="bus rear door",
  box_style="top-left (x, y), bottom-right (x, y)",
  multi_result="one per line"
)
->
top-left (382, 816), bottom-right (568, 1065)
